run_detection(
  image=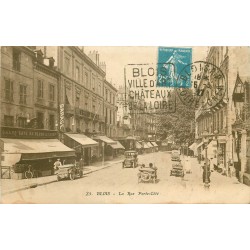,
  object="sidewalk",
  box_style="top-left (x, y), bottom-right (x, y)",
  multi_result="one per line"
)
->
top-left (183, 156), bottom-right (241, 186)
top-left (1, 156), bottom-right (124, 195)
top-left (181, 156), bottom-right (250, 203)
